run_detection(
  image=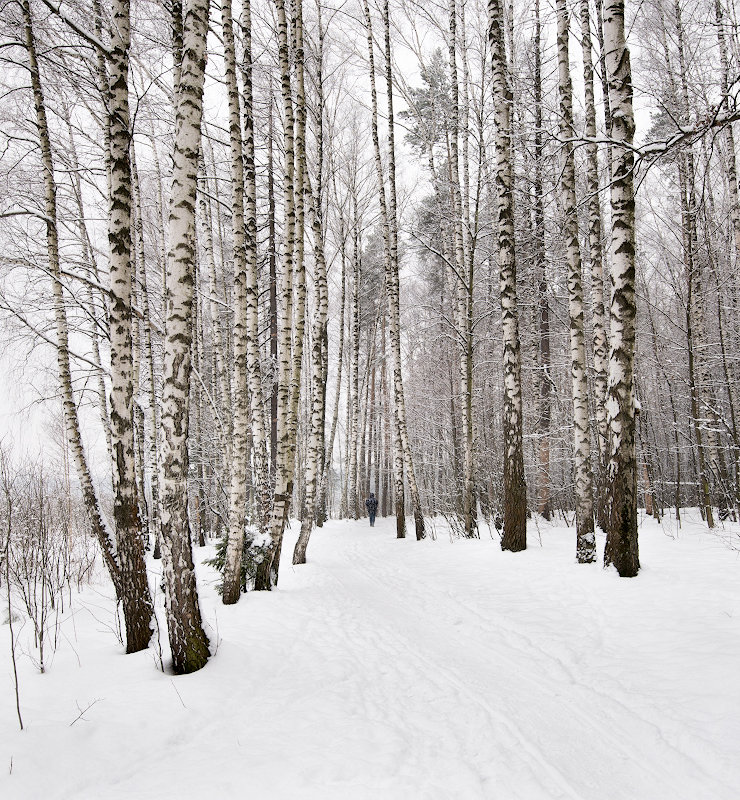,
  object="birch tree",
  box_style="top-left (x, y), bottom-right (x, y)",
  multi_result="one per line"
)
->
top-left (556, 0), bottom-right (596, 563)
top-left (488, 0), bottom-right (526, 551)
top-left (159, 0), bottom-right (211, 671)
top-left (447, 0), bottom-right (475, 538)
top-left (579, 0), bottom-right (609, 522)
top-left (259, 0), bottom-right (303, 589)
top-left (383, 0), bottom-right (425, 541)
top-left (602, 0), bottom-right (639, 577)
top-left (107, 0), bottom-right (155, 644)
top-left (293, 35), bottom-right (330, 562)
top-left (533, 0), bottom-right (551, 521)
top-left (220, 0), bottom-right (250, 605)
top-left (240, 0), bottom-right (270, 549)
